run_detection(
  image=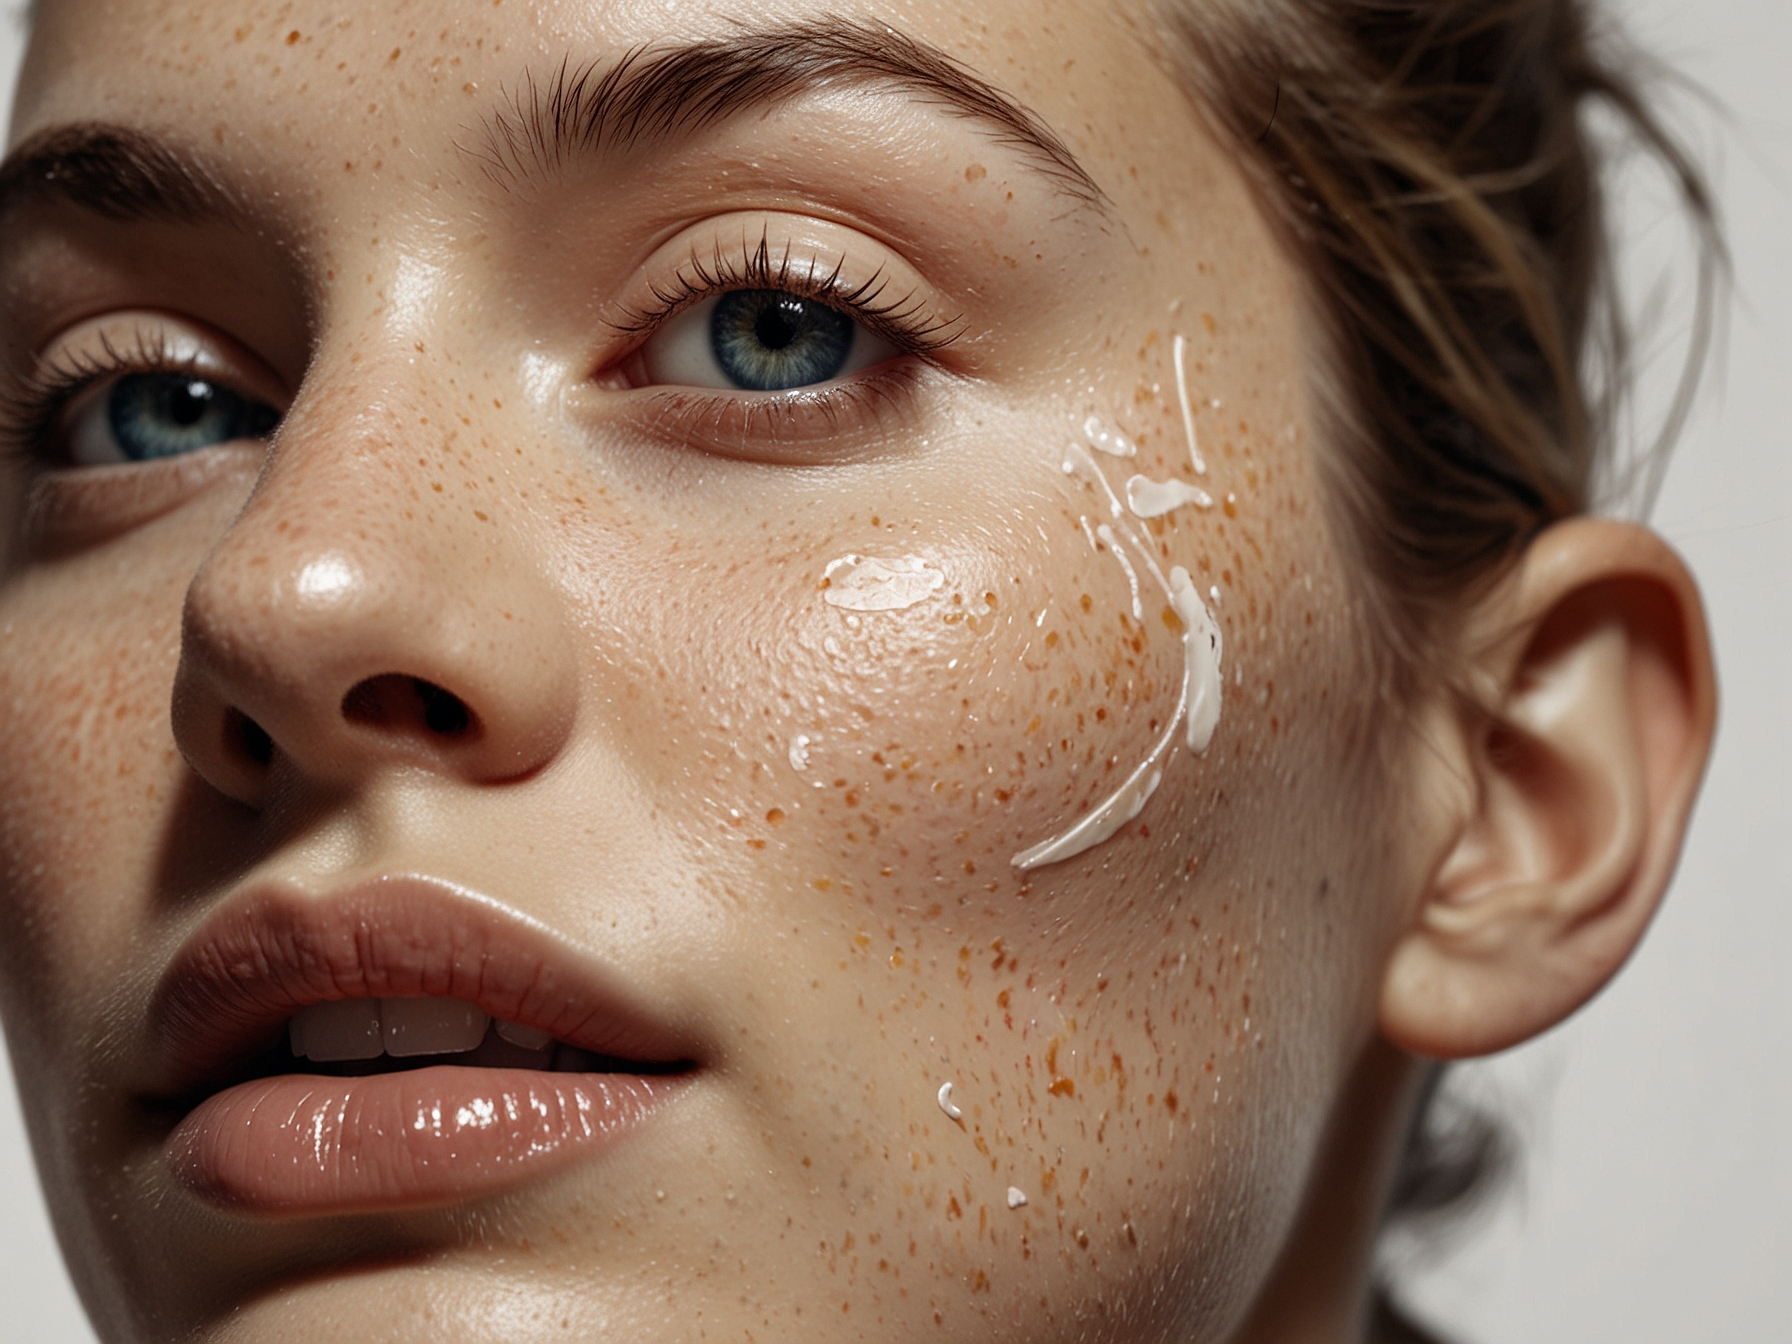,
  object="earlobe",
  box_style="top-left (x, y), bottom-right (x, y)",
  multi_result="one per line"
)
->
top-left (1380, 519), bottom-right (1718, 1059)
